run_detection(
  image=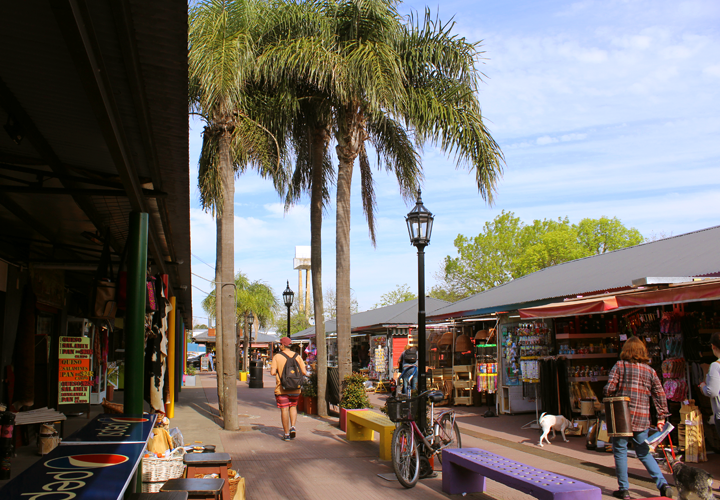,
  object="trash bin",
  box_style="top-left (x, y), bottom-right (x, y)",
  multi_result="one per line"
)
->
top-left (249, 359), bottom-right (264, 388)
